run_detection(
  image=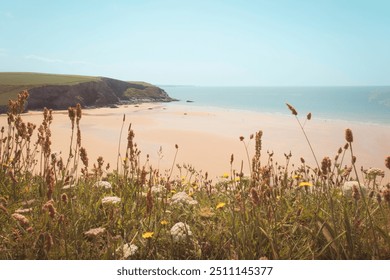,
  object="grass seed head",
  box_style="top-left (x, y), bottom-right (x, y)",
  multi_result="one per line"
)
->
top-left (84, 227), bottom-right (106, 239)
top-left (11, 213), bottom-right (29, 227)
top-left (80, 147), bottom-right (89, 167)
top-left (286, 103), bottom-right (298, 115)
top-left (345, 128), bottom-right (353, 143)
top-left (76, 103), bottom-right (82, 122)
top-left (383, 188), bottom-right (390, 204)
top-left (385, 156), bottom-right (390, 170)
top-left (61, 193), bottom-right (68, 204)
top-left (321, 157), bottom-right (331, 175)
top-left (251, 188), bottom-right (260, 206)
top-left (352, 185), bottom-right (360, 201)
top-left (42, 200), bottom-right (56, 218)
